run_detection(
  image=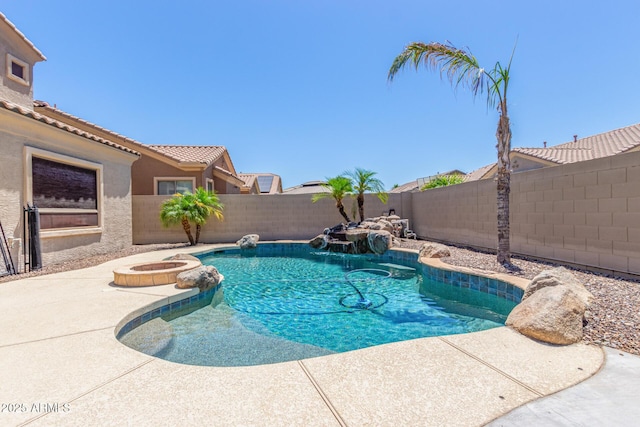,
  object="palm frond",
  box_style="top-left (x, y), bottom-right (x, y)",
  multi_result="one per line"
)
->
top-left (389, 40), bottom-right (510, 109)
